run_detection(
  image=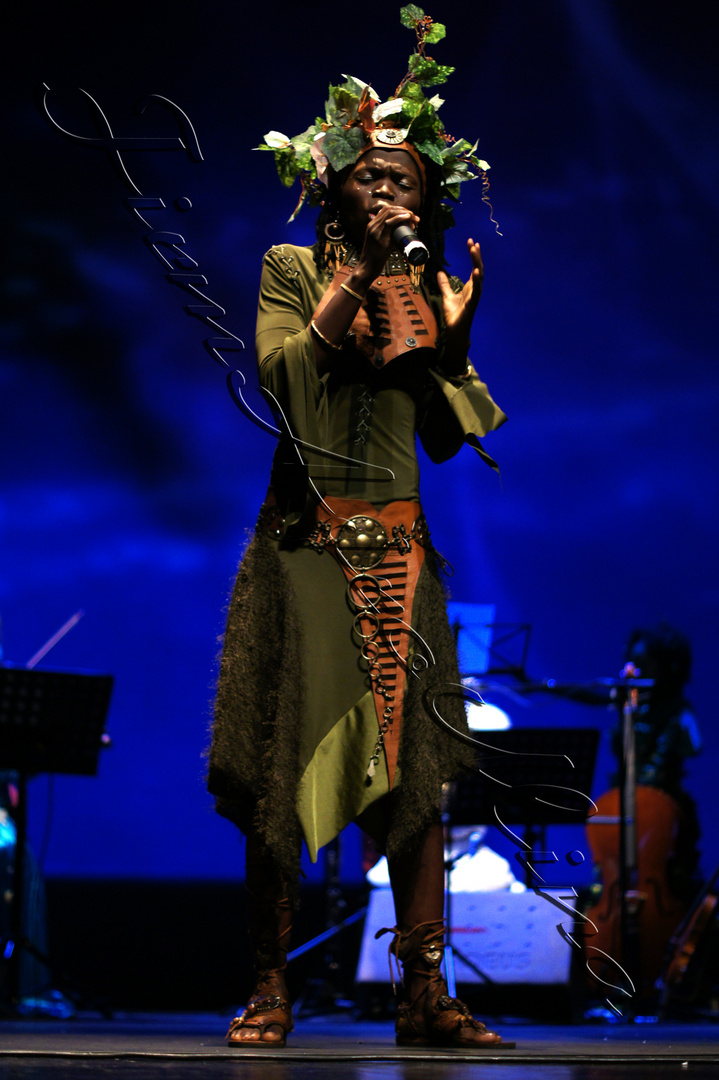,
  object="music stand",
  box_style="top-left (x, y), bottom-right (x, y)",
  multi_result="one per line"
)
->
top-left (484, 622), bottom-right (533, 678)
top-left (0, 666), bottom-right (113, 1008)
top-left (449, 727), bottom-right (600, 832)
top-left (441, 728), bottom-right (599, 994)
